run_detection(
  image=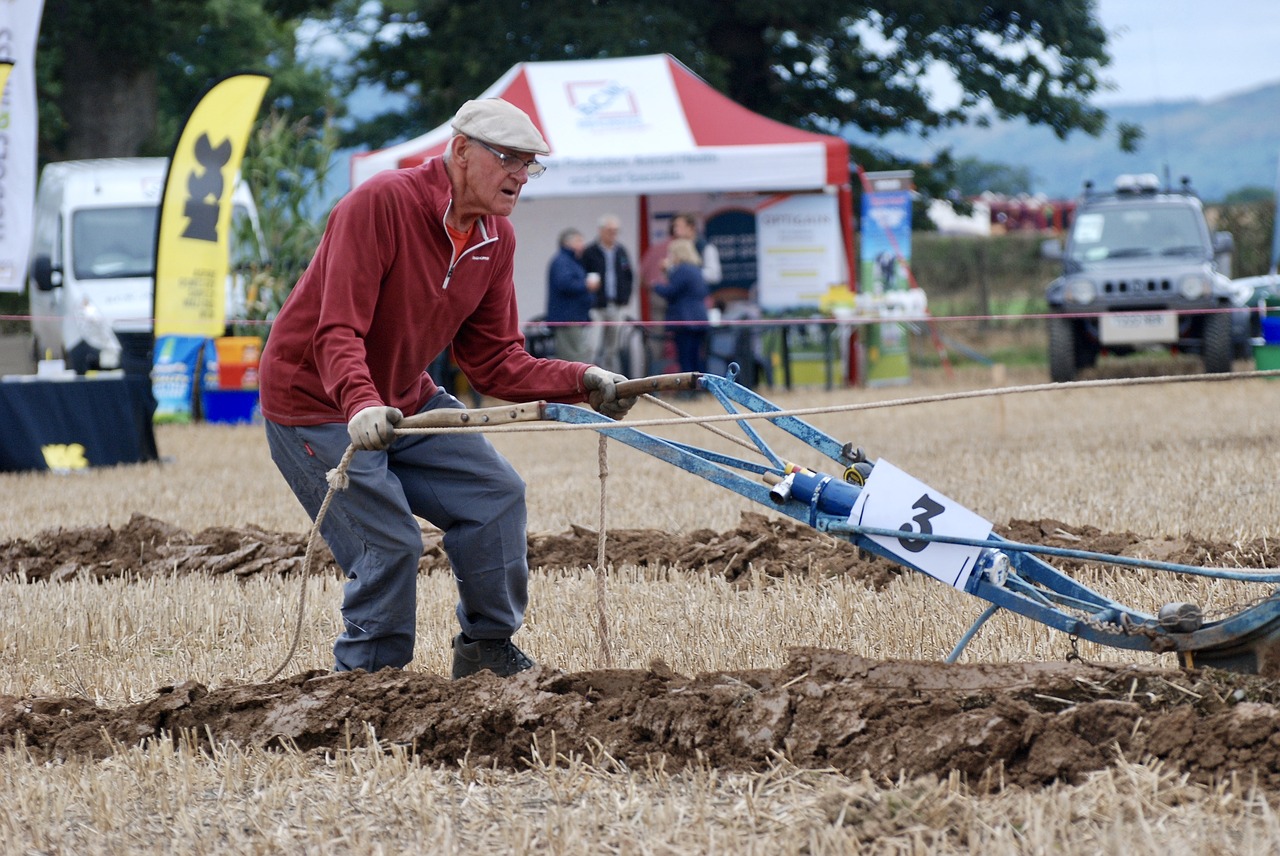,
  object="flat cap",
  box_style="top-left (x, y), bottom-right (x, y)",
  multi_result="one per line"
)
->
top-left (451, 98), bottom-right (550, 155)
